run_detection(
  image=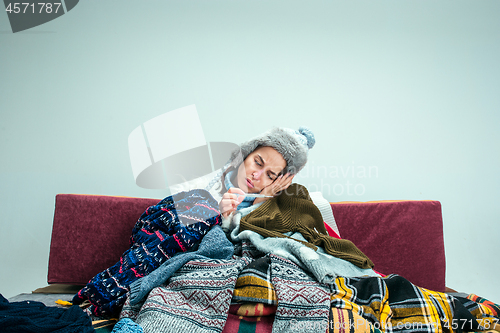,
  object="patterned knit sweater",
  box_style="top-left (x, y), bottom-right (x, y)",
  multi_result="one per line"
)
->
top-left (72, 189), bottom-right (221, 317)
top-left (239, 183), bottom-right (374, 269)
